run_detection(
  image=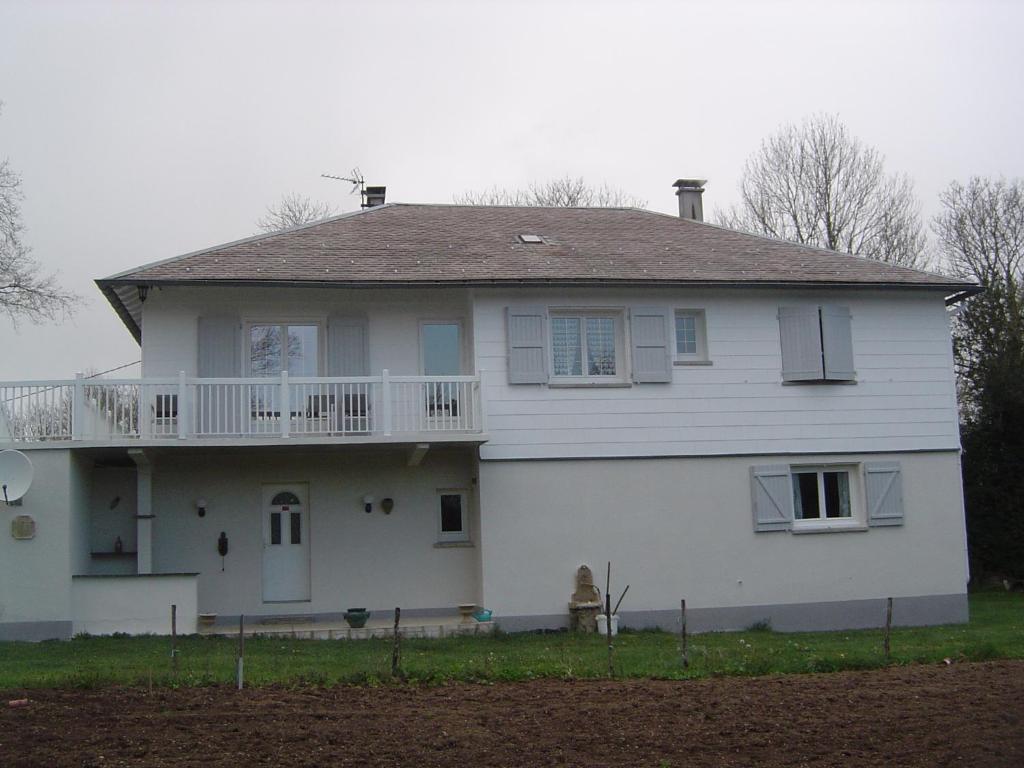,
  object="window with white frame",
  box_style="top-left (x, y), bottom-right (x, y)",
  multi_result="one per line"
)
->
top-left (549, 310), bottom-right (625, 383)
top-left (248, 323), bottom-right (321, 376)
top-left (674, 309), bottom-right (708, 363)
top-left (752, 461), bottom-right (901, 533)
top-left (791, 465), bottom-right (857, 527)
top-left (437, 490), bottom-right (470, 543)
